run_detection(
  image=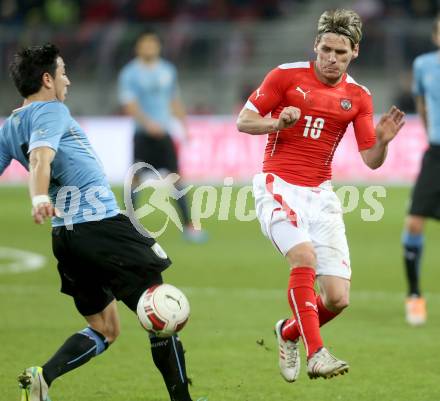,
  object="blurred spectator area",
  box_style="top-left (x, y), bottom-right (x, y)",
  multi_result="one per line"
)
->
top-left (0, 0), bottom-right (438, 115)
